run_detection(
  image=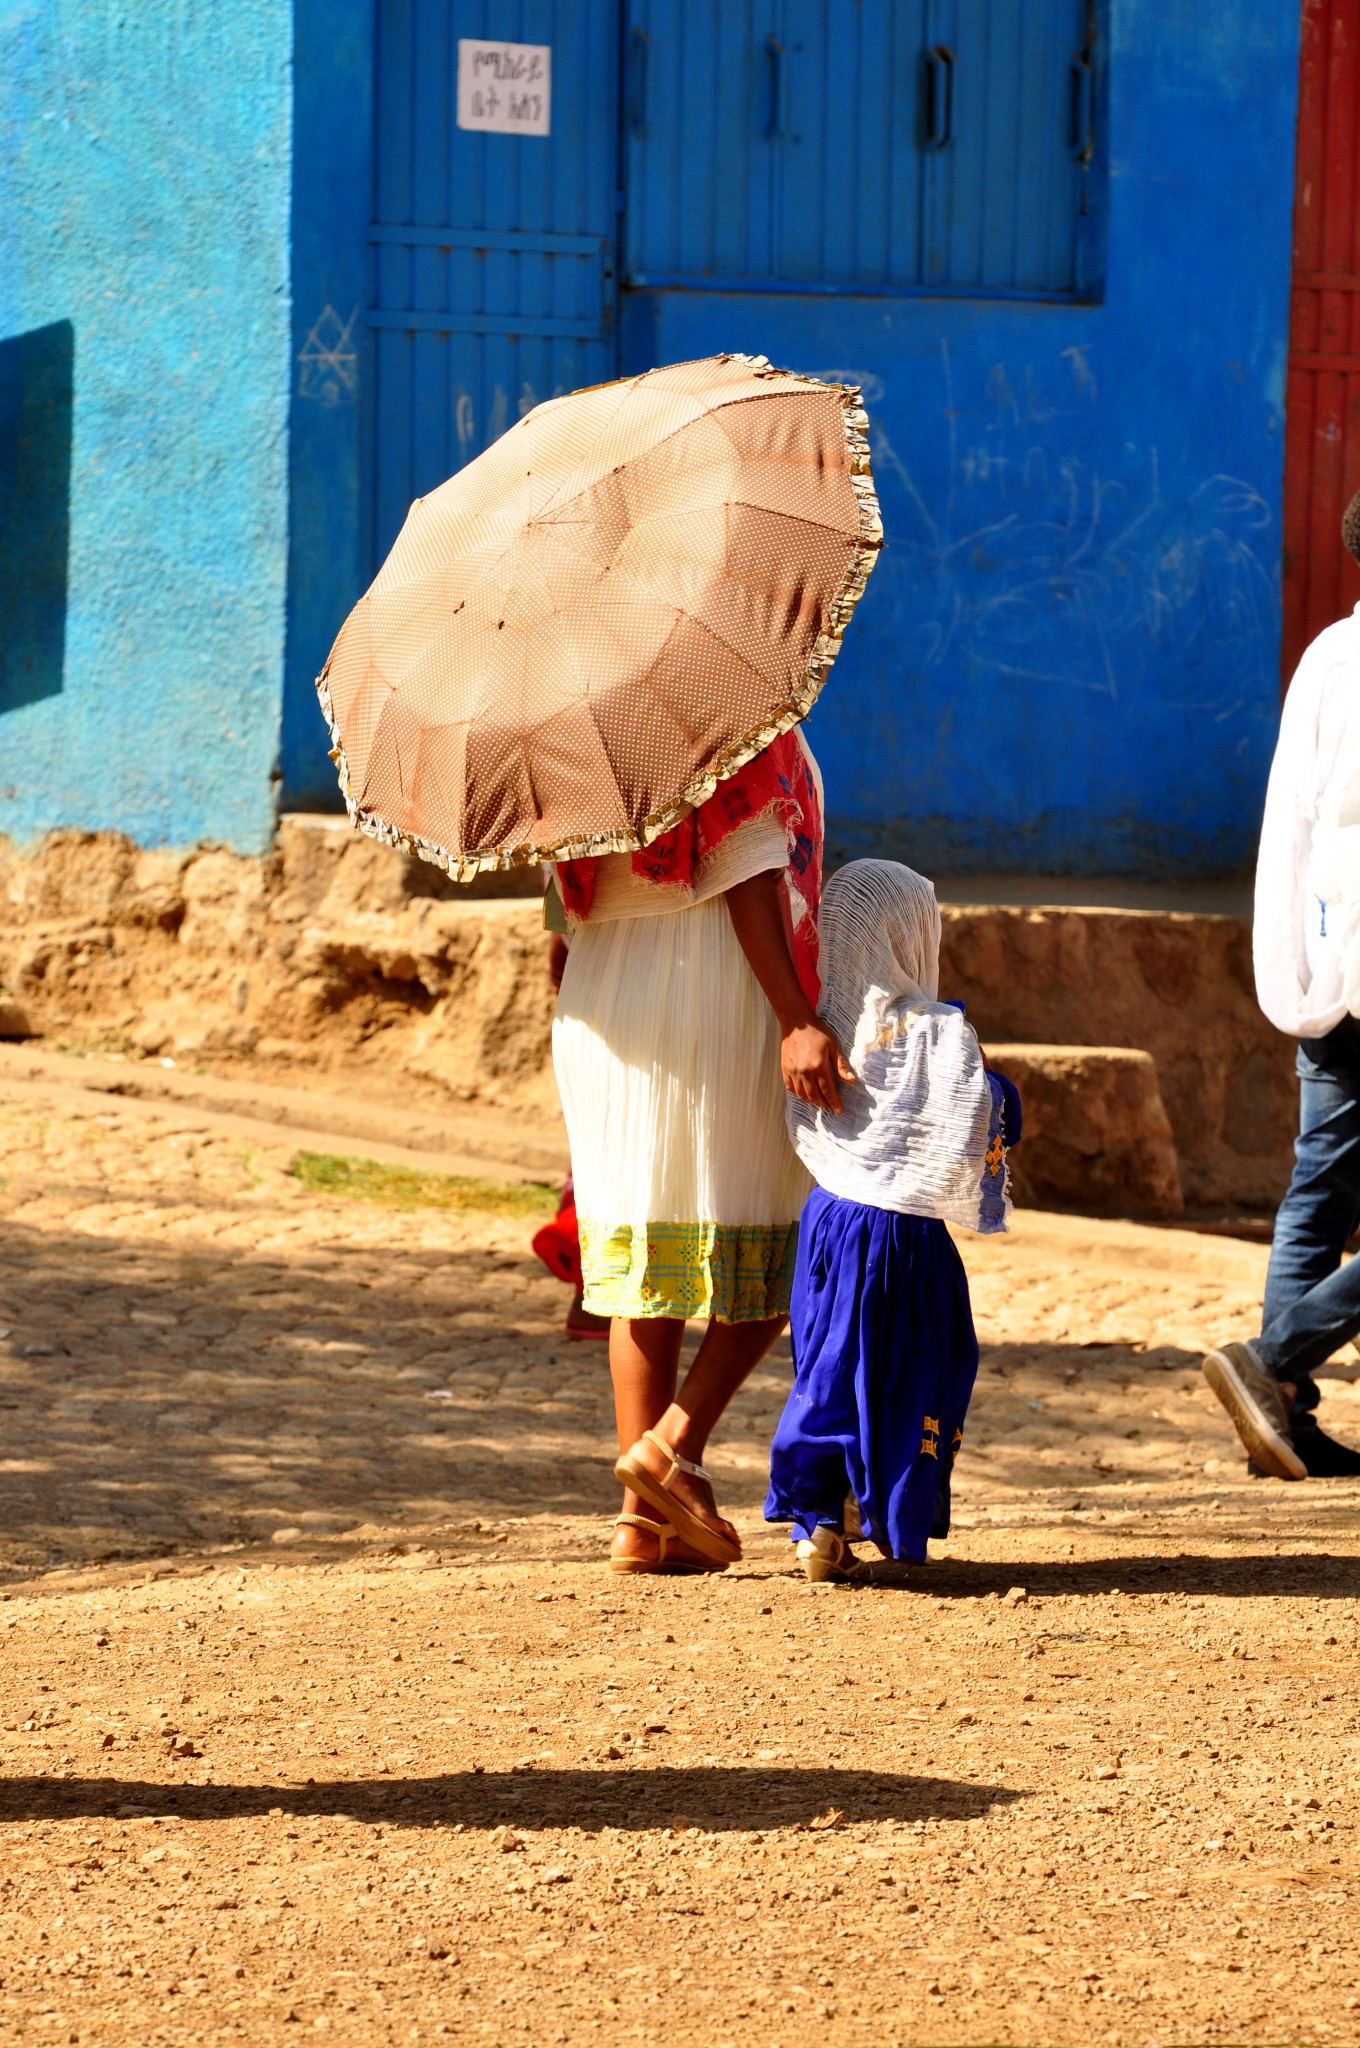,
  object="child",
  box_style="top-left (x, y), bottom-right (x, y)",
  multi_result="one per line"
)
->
top-left (530, 923), bottom-right (610, 1340)
top-left (765, 859), bottom-right (1020, 1580)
